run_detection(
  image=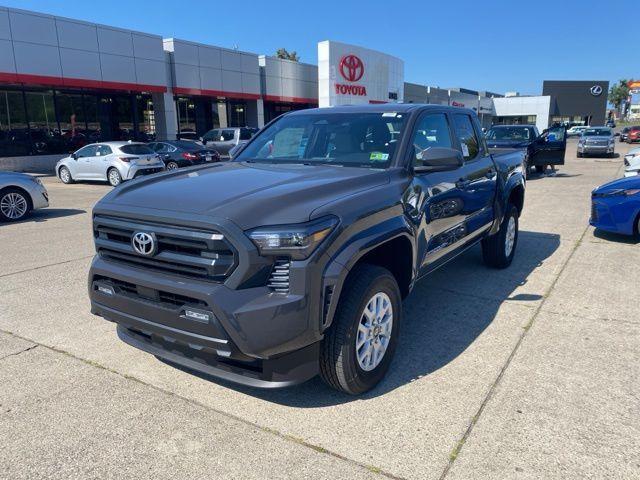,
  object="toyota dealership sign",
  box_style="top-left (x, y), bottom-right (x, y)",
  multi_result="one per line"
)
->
top-left (318, 40), bottom-right (404, 107)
